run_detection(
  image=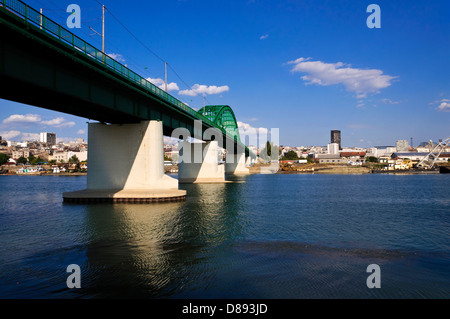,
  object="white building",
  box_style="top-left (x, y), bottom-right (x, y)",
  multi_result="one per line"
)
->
top-left (40, 132), bottom-right (57, 146)
top-left (370, 146), bottom-right (397, 158)
top-left (50, 151), bottom-right (68, 163)
top-left (68, 151), bottom-right (88, 162)
top-left (7, 141), bottom-right (27, 147)
top-left (327, 143), bottom-right (339, 155)
top-left (50, 150), bottom-right (88, 163)
top-left (396, 140), bottom-right (409, 152)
